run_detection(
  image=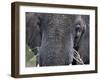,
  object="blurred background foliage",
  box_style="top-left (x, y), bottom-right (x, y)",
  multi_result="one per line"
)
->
top-left (26, 45), bottom-right (38, 67)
